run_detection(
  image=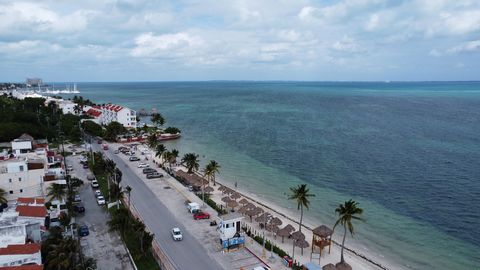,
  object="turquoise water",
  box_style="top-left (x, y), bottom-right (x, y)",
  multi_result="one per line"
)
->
top-left (60, 82), bottom-right (480, 269)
